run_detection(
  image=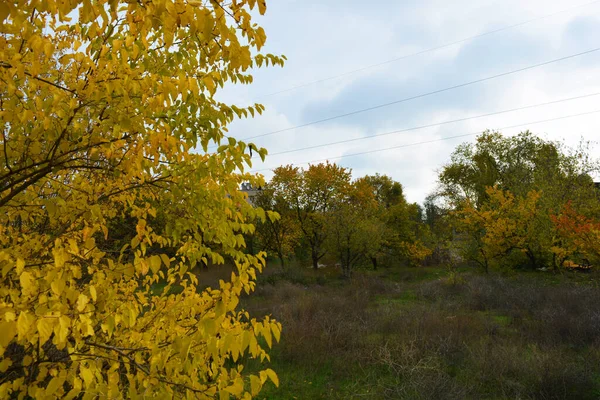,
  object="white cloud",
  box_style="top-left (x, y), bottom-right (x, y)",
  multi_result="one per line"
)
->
top-left (218, 0), bottom-right (600, 203)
